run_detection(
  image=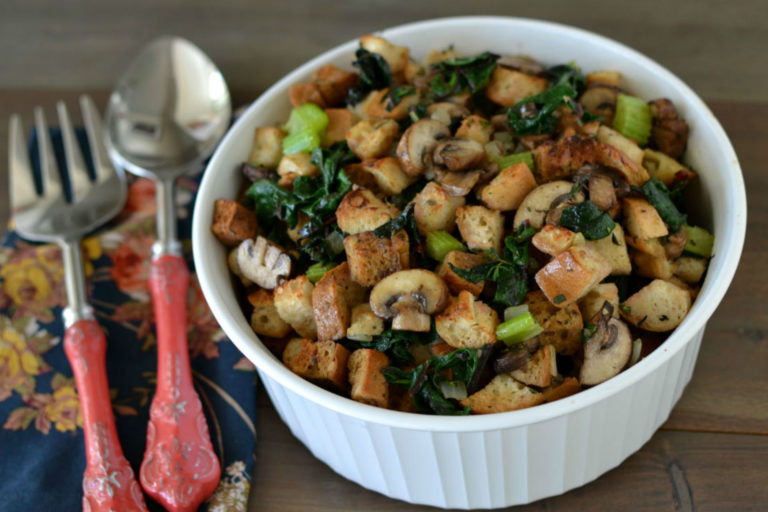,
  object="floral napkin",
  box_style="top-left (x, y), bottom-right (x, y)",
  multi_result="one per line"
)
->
top-left (0, 129), bottom-right (256, 511)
